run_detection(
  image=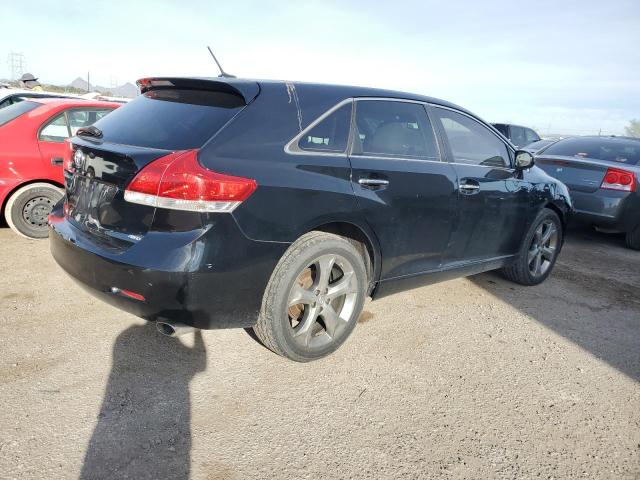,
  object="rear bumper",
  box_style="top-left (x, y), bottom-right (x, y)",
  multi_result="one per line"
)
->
top-left (570, 189), bottom-right (639, 233)
top-left (49, 209), bottom-right (288, 329)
